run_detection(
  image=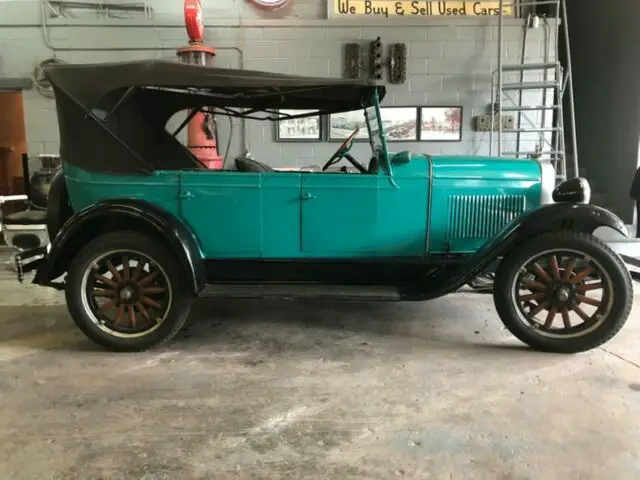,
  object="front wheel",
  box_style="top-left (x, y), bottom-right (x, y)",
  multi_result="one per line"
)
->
top-left (493, 231), bottom-right (633, 353)
top-left (65, 231), bottom-right (193, 352)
